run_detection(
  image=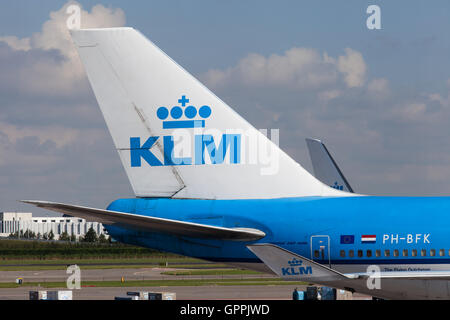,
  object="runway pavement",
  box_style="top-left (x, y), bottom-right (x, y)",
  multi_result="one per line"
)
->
top-left (0, 266), bottom-right (372, 300)
top-left (0, 285), bottom-right (372, 300)
top-left (0, 267), bottom-right (276, 283)
top-left (0, 285), bottom-right (301, 300)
